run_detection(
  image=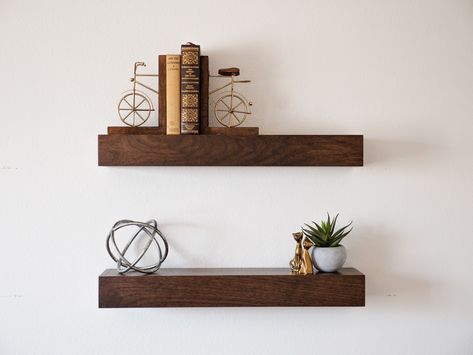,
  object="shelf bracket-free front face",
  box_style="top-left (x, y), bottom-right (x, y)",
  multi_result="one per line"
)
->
top-left (99, 268), bottom-right (365, 308)
top-left (98, 132), bottom-right (363, 166)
